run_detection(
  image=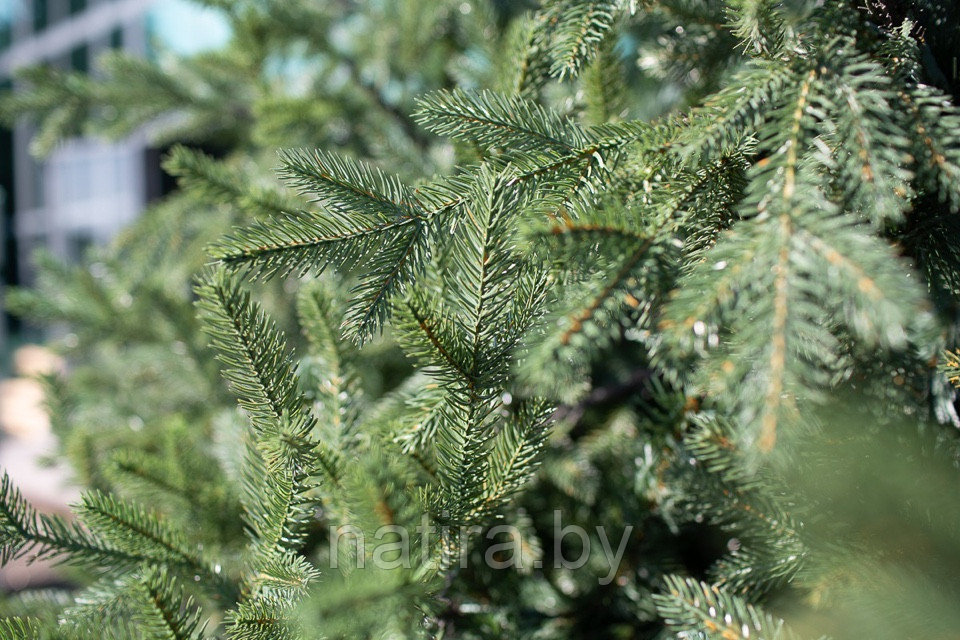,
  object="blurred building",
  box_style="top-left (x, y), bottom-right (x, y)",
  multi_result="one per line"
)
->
top-left (0, 0), bottom-right (228, 368)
